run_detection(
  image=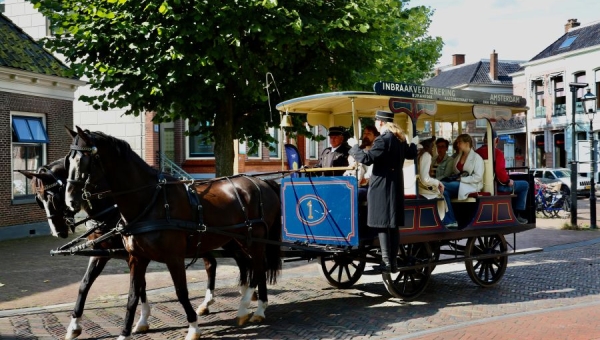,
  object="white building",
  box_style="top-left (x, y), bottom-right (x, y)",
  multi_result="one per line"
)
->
top-left (511, 18), bottom-right (600, 182)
